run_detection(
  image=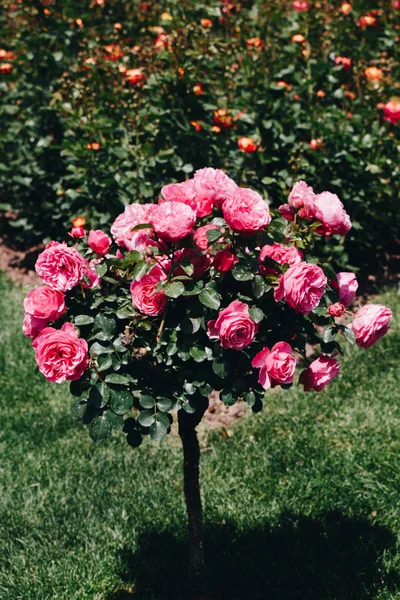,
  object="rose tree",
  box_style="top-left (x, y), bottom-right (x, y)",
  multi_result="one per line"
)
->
top-left (24, 169), bottom-right (392, 570)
